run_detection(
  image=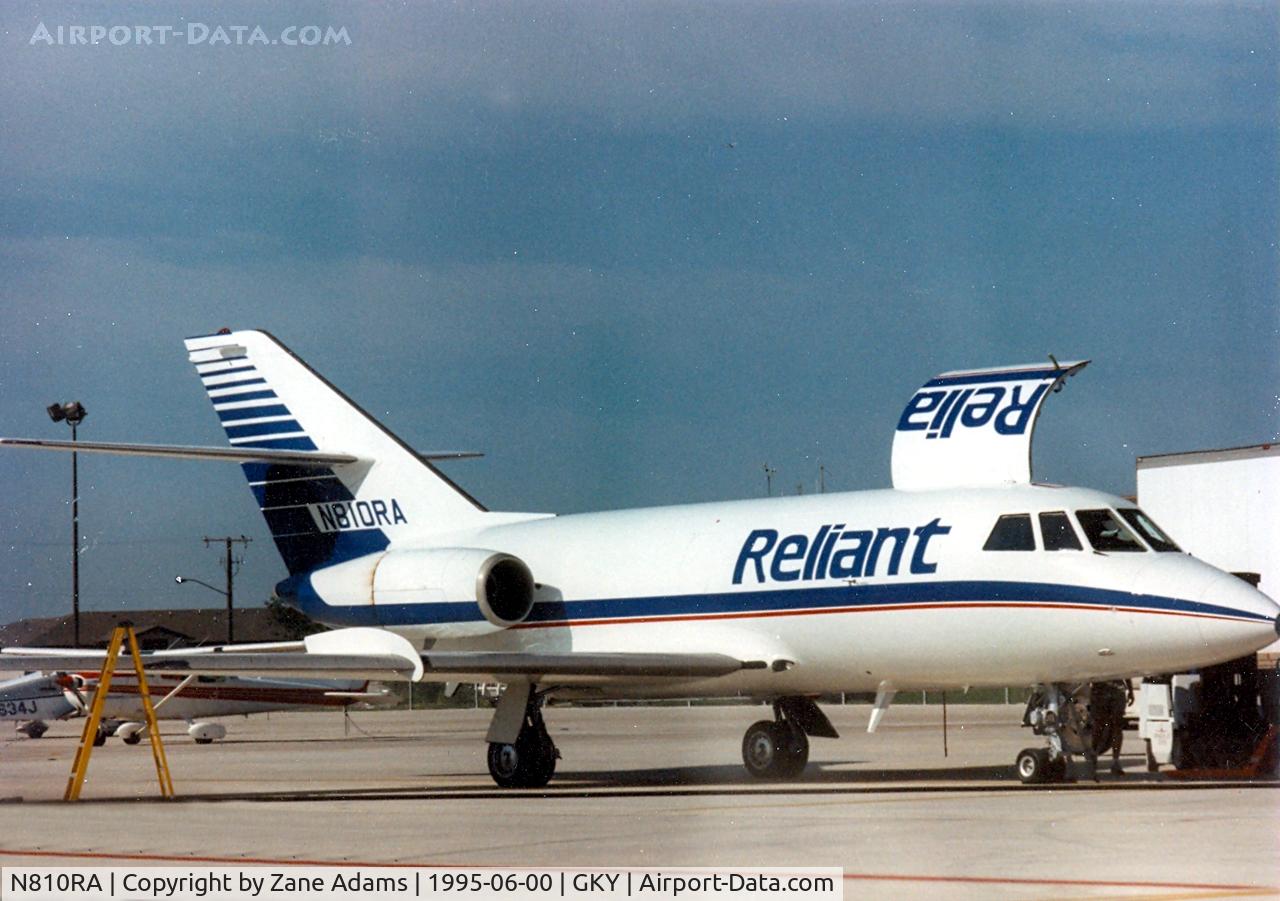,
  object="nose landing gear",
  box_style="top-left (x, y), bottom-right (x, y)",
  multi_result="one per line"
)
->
top-left (1017, 683), bottom-right (1092, 784)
